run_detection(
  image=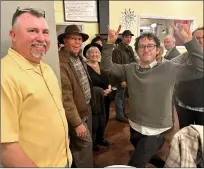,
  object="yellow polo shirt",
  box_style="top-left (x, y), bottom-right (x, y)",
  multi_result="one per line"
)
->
top-left (1, 48), bottom-right (72, 167)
